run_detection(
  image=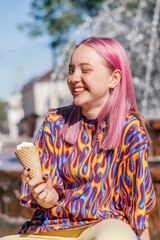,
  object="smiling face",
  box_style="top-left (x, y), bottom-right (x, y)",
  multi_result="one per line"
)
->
top-left (67, 44), bottom-right (116, 118)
